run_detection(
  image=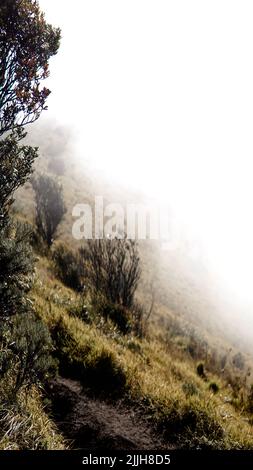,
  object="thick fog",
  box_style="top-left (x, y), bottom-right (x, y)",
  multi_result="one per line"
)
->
top-left (35, 0), bottom-right (253, 346)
